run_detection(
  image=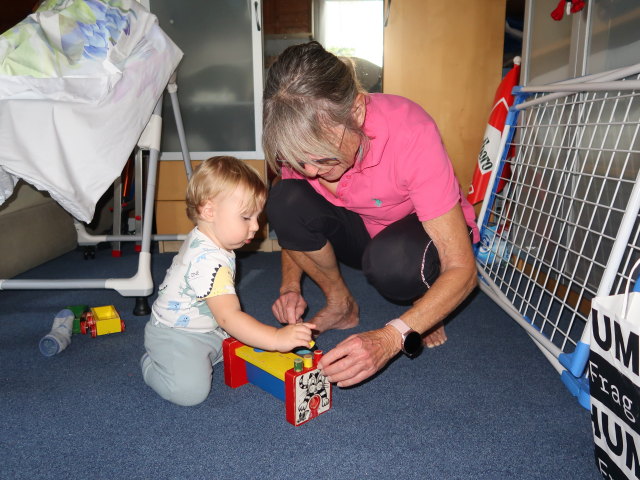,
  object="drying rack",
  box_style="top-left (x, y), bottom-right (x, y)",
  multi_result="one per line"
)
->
top-left (0, 77), bottom-right (191, 315)
top-left (475, 63), bottom-right (640, 408)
